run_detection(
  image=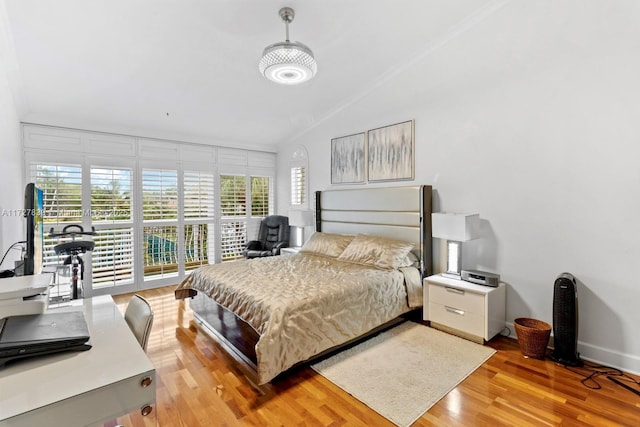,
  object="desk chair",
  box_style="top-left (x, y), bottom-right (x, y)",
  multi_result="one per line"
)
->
top-left (124, 295), bottom-right (154, 351)
top-left (243, 215), bottom-right (290, 258)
